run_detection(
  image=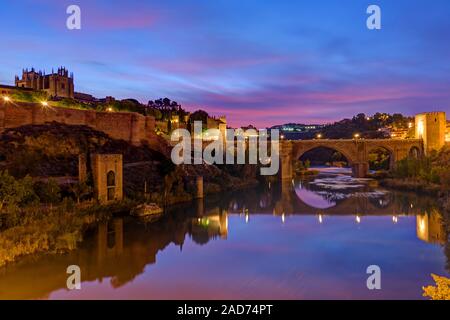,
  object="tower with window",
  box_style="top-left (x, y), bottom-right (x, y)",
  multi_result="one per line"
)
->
top-left (92, 154), bottom-right (123, 203)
